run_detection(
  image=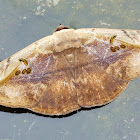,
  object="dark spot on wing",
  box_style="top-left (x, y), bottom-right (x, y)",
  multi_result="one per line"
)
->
top-left (22, 69), bottom-right (26, 74)
top-left (19, 58), bottom-right (28, 66)
top-left (15, 70), bottom-right (21, 76)
top-left (26, 68), bottom-right (32, 74)
top-left (120, 44), bottom-right (126, 48)
top-left (110, 46), bottom-right (116, 52)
